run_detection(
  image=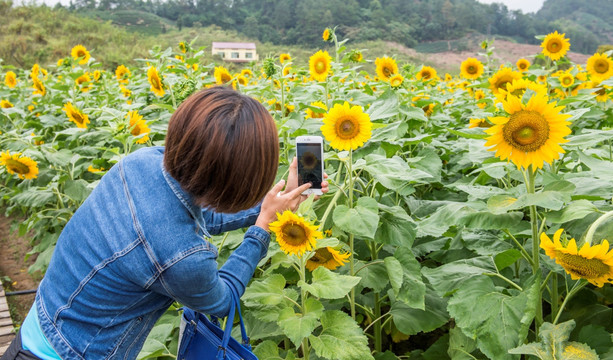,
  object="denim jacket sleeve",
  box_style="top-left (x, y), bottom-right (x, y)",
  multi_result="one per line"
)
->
top-left (155, 225), bottom-right (270, 317)
top-left (202, 204), bottom-right (261, 235)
